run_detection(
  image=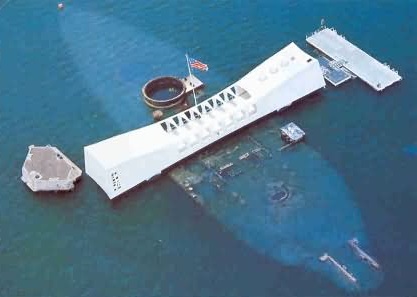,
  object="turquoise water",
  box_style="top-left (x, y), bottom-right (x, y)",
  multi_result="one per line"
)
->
top-left (1, 0), bottom-right (417, 296)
